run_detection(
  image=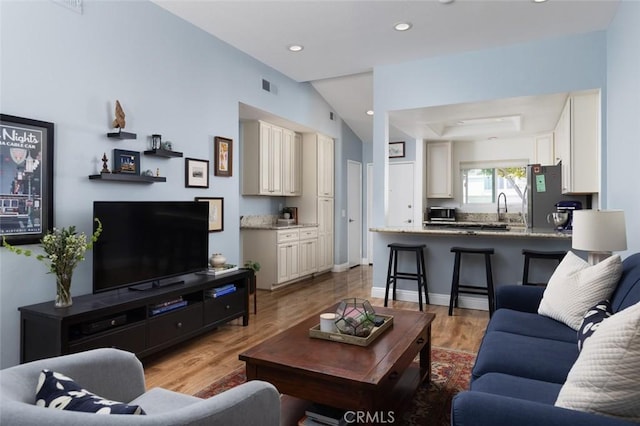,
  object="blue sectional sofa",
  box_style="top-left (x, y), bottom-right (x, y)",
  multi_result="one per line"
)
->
top-left (451, 252), bottom-right (640, 426)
